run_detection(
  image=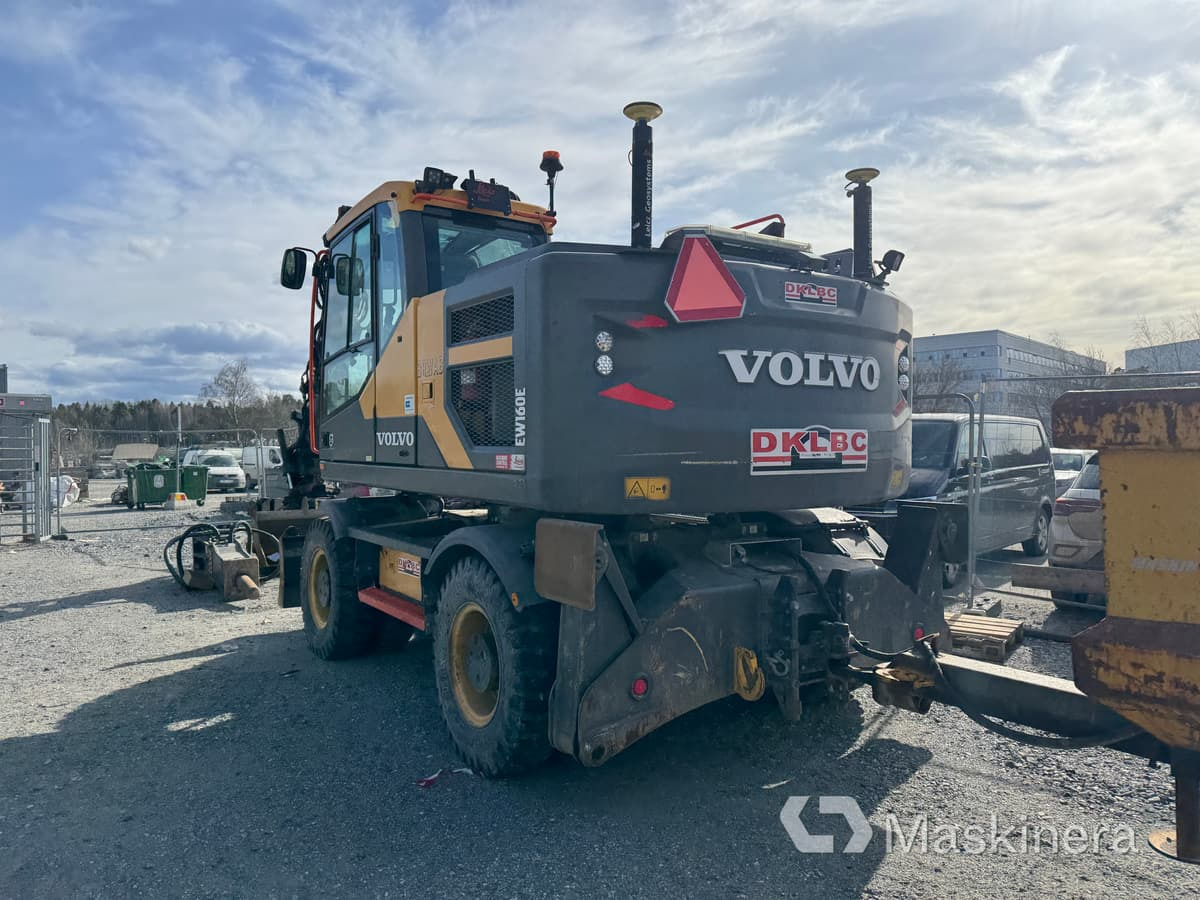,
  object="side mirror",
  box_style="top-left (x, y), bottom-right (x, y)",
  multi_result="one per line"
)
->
top-left (280, 248), bottom-right (307, 290)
